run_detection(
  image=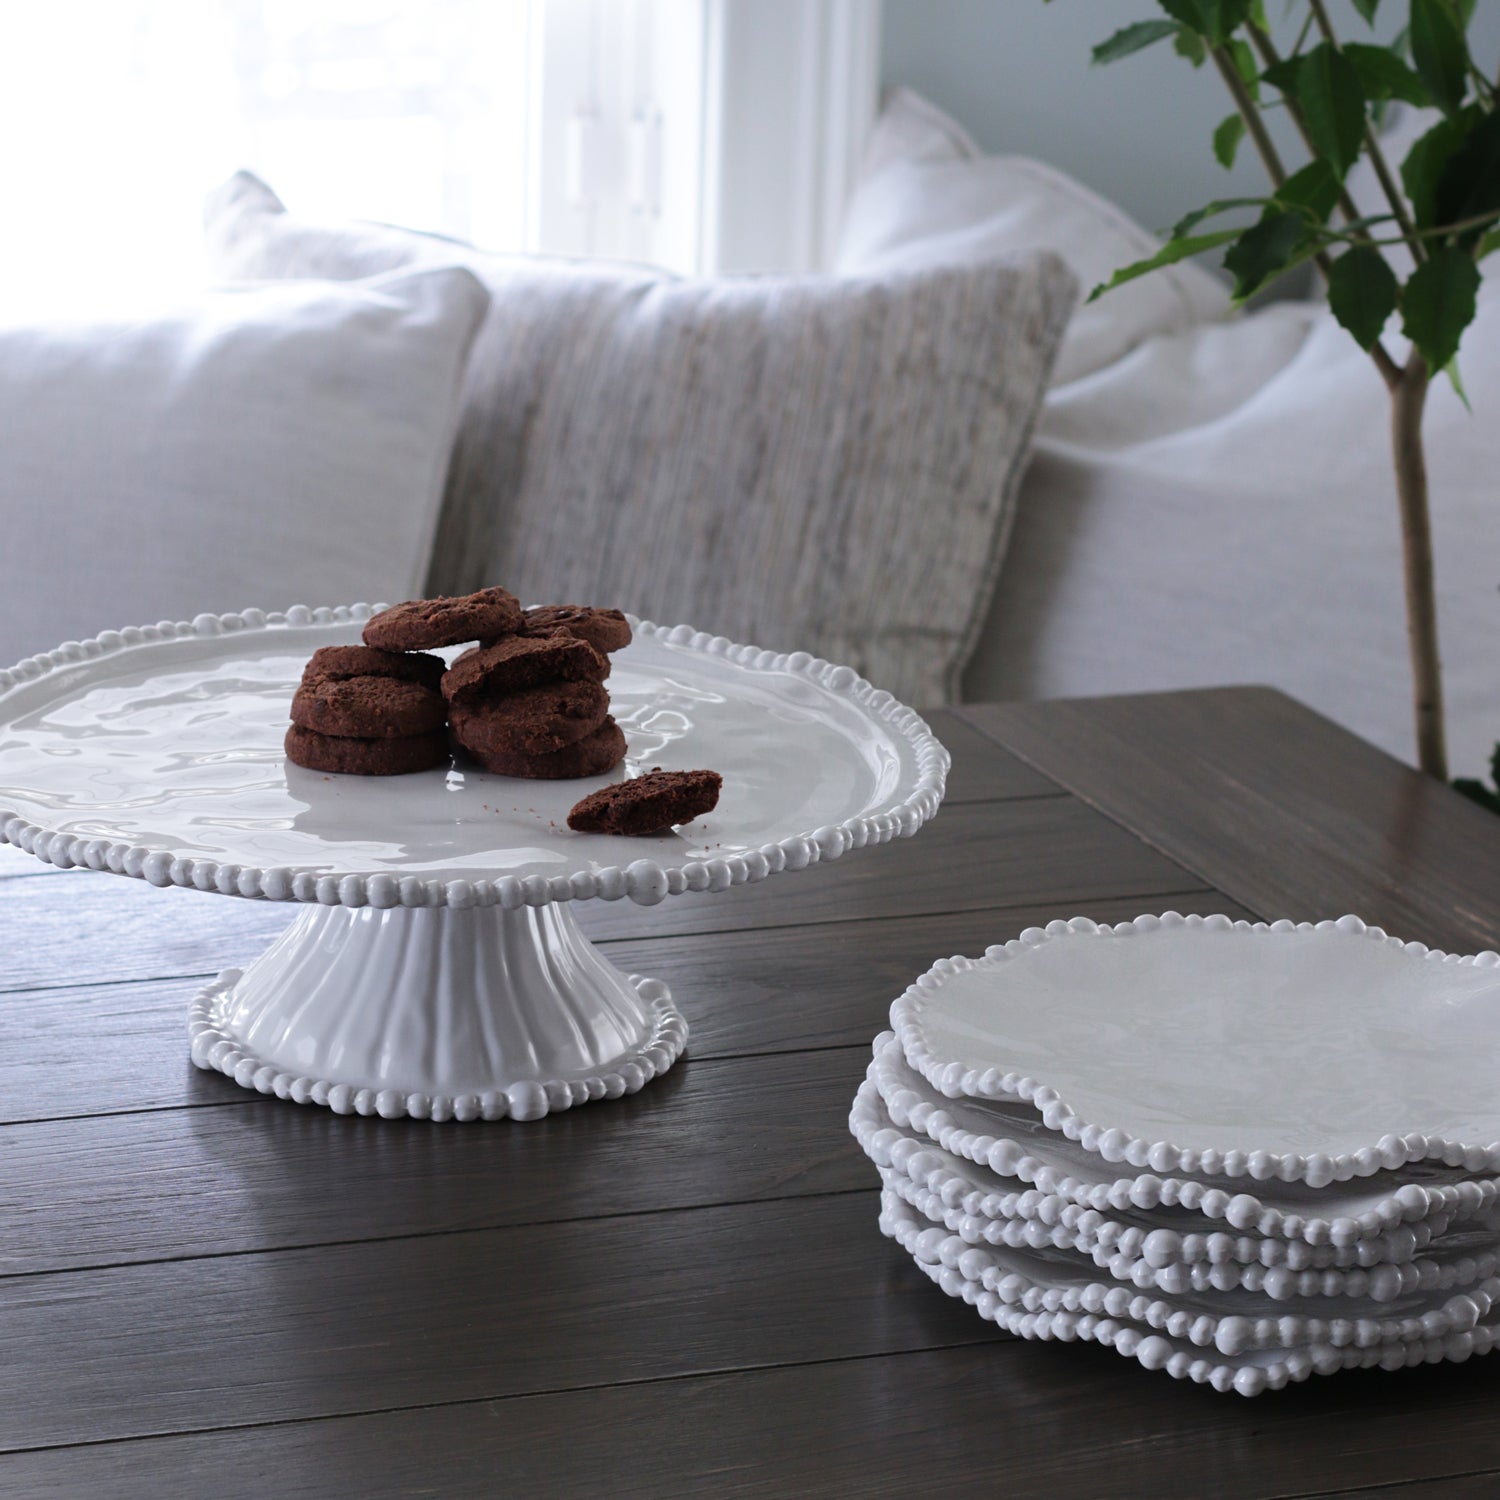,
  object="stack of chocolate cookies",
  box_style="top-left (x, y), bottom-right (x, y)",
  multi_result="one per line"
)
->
top-left (284, 587), bottom-right (524, 776)
top-left (286, 645), bottom-right (449, 775)
top-left (442, 605), bottom-right (633, 779)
